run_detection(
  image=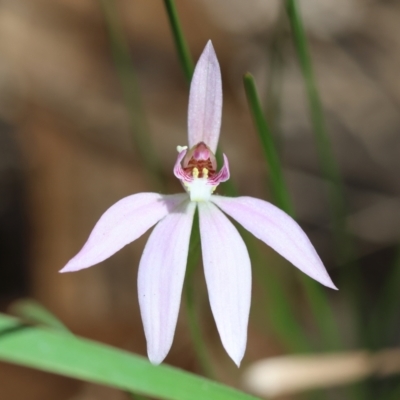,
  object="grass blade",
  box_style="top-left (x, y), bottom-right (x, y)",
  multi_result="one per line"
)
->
top-left (0, 313), bottom-right (259, 400)
top-left (163, 0), bottom-right (194, 82)
top-left (243, 73), bottom-right (342, 351)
